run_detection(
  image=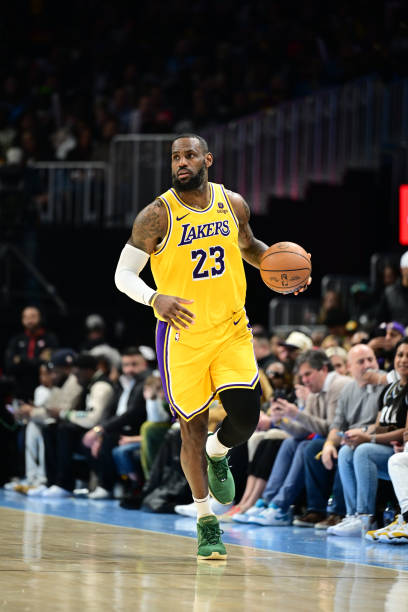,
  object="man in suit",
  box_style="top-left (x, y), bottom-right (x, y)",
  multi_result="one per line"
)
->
top-left (241, 349), bottom-right (351, 526)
